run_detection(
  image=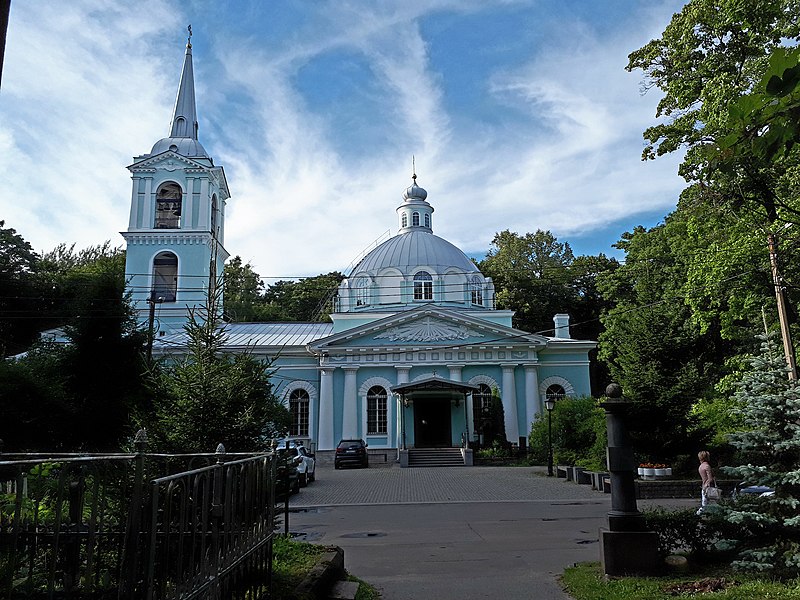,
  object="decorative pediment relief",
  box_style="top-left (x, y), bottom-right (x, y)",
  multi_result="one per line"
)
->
top-left (374, 317), bottom-right (484, 342)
